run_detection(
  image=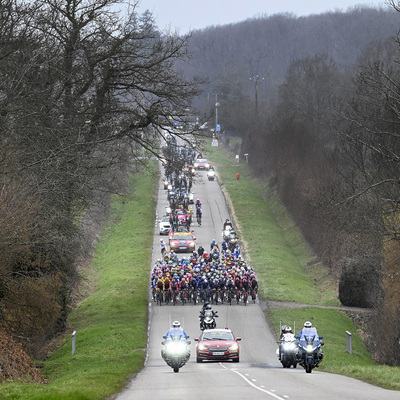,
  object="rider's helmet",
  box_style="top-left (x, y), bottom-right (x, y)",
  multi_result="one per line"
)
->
top-left (205, 304), bottom-right (212, 310)
top-left (304, 321), bottom-right (312, 328)
top-left (172, 321), bottom-right (181, 328)
top-left (284, 326), bottom-right (293, 333)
